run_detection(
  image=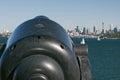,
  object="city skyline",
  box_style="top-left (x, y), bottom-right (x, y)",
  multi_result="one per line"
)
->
top-left (0, 0), bottom-right (120, 32)
top-left (68, 23), bottom-right (120, 33)
top-left (68, 21), bottom-right (120, 33)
